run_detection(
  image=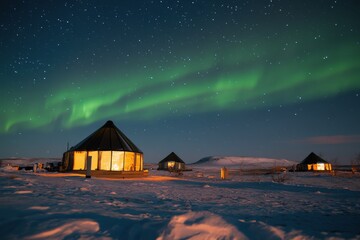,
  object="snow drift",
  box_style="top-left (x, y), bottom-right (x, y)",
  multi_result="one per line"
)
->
top-left (157, 211), bottom-right (246, 240)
